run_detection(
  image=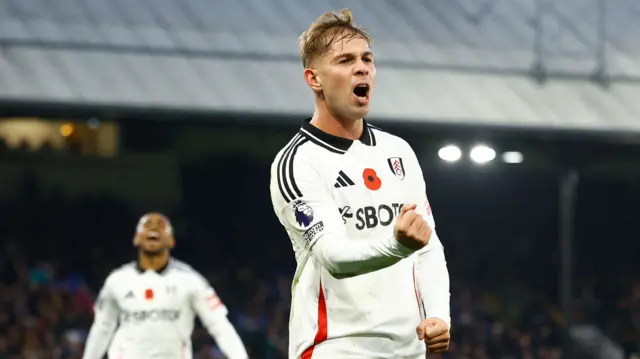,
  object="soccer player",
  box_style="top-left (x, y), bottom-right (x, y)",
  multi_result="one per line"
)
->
top-left (269, 9), bottom-right (451, 359)
top-left (82, 212), bottom-right (248, 359)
